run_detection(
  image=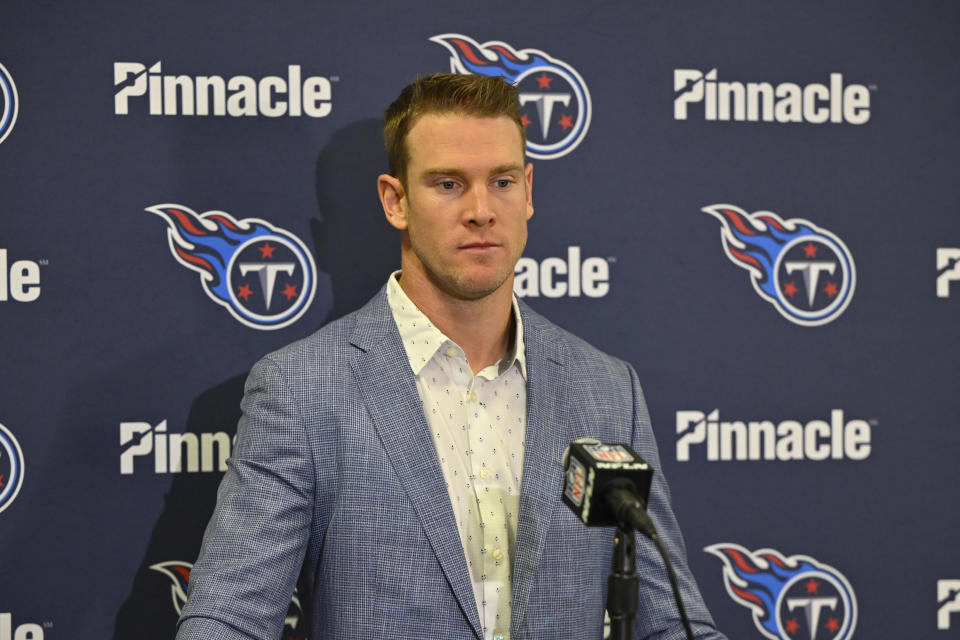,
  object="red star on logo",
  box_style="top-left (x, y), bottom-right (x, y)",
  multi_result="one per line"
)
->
top-left (805, 578), bottom-right (820, 594)
top-left (823, 282), bottom-right (839, 297)
top-left (521, 113), bottom-right (532, 129)
top-left (259, 242), bottom-right (276, 259)
top-left (803, 242), bottom-right (819, 258)
top-left (236, 284), bottom-right (254, 301)
top-left (0, 474), bottom-right (5, 488)
top-left (783, 281), bottom-right (798, 297)
top-left (536, 72), bottom-right (552, 89)
top-left (281, 283), bottom-right (299, 300)
top-left (785, 618), bottom-right (800, 635)
top-left (557, 114), bottom-right (573, 131)
top-left (825, 617), bottom-right (841, 633)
